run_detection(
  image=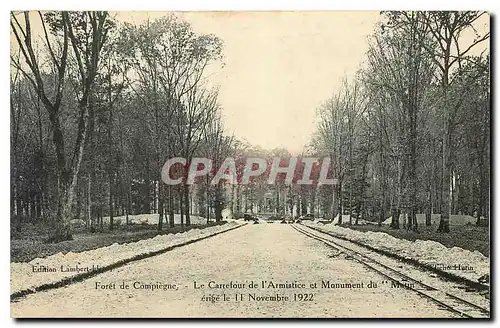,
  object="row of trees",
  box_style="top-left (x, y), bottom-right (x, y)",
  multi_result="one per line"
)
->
top-left (224, 146), bottom-right (330, 218)
top-left (11, 12), bottom-right (233, 241)
top-left (310, 11), bottom-right (490, 232)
